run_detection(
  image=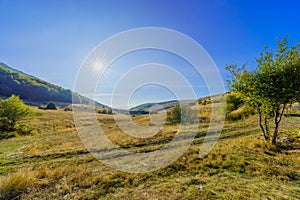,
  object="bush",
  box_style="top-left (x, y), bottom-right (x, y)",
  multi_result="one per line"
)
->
top-left (38, 105), bottom-right (46, 110)
top-left (46, 102), bottom-right (57, 110)
top-left (167, 105), bottom-right (197, 124)
top-left (220, 93), bottom-right (256, 121)
top-left (0, 95), bottom-right (36, 134)
top-left (225, 94), bottom-right (243, 113)
top-left (98, 109), bottom-right (107, 114)
top-left (0, 131), bottom-right (18, 140)
top-left (64, 107), bottom-right (72, 111)
top-left (226, 105), bottom-right (256, 121)
top-left (198, 98), bottom-right (211, 105)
